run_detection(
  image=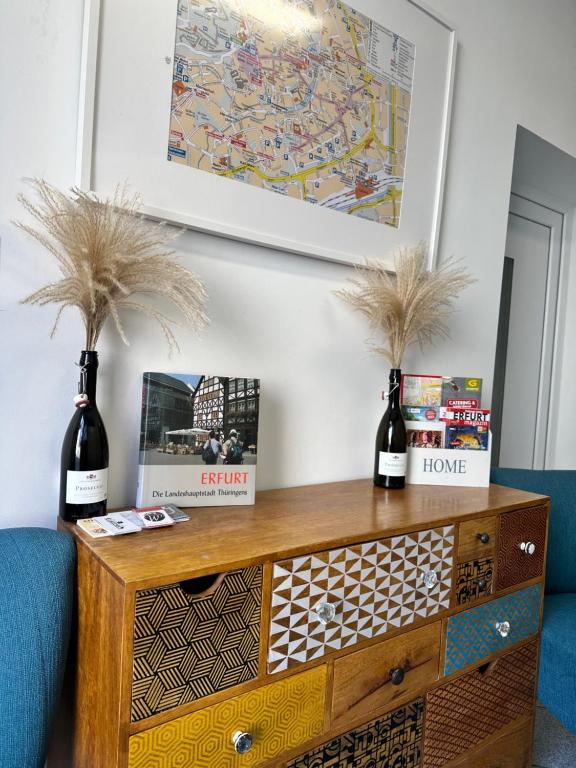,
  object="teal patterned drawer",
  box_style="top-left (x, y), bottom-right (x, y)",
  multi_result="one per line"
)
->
top-left (444, 583), bottom-right (541, 676)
